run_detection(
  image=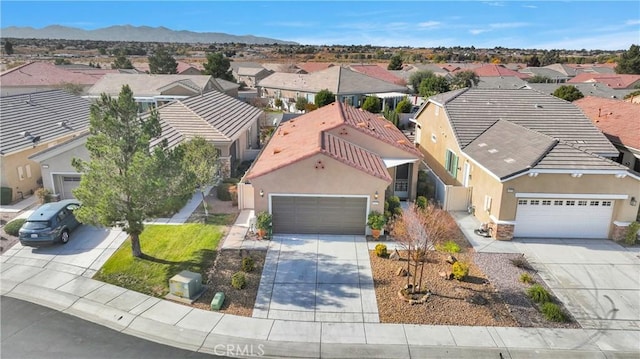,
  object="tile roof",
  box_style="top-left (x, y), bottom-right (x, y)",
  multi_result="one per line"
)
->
top-left (574, 96), bottom-right (640, 151)
top-left (568, 73), bottom-right (640, 89)
top-left (86, 74), bottom-right (221, 97)
top-left (257, 66), bottom-right (408, 95)
top-left (436, 88), bottom-right (618, 157)
top-left (151, 91), bottom-right (263, 149)
top-left (237, 67), bottom-right (271, 76)
top-left (1, 61), bottom-right (101, 87)
top-left (245, 102), bottom-right (419, 180)
top-left (0, 90), bottom-right (90, 155)
top-left (348, 64), bottom-right (406, 85)
top-left (133, 61), bottom-right (201, 74)
top-left (526, 82), bottom-right (634, 99)
top-left (533, 143), bottom-right (626, 171)
top-left (518, 67), bottom-right (568, 80)
top-left (543, 64), bottom-right (578, 77)
top-left (296, 62), bottom-right (335, 73)
top-left (476, 76), bottom-right (528, 89)
top-left (464, 64), bottom-right (530, 79)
